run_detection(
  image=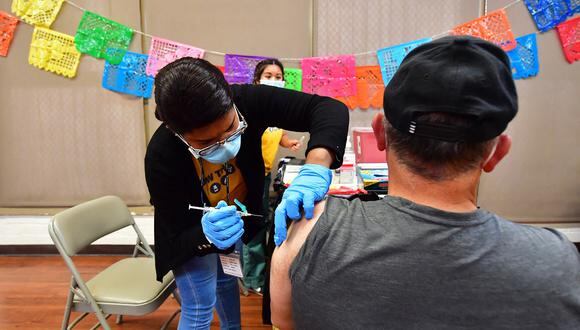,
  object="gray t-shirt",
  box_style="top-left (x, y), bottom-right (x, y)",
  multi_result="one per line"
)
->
top-left (290, 196), bottom-right (580, 329)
